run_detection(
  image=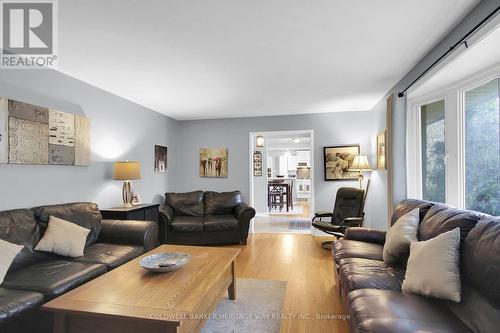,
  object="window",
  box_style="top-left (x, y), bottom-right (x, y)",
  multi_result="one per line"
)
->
top-left (420, 100), bottom-right (446, 202)
top-left (408, 67), bottom-right (500, 216)
top-left (464, 79), bottom-right (500, 215)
